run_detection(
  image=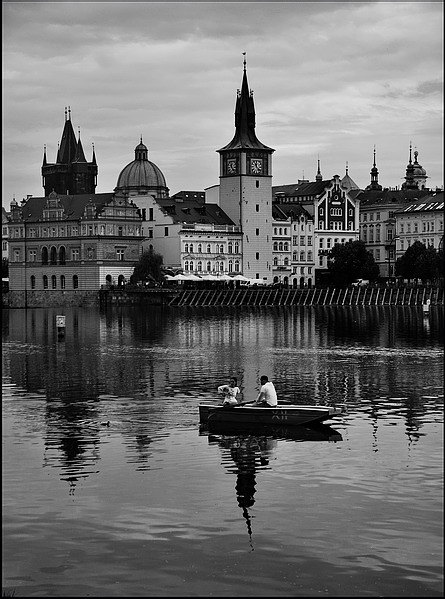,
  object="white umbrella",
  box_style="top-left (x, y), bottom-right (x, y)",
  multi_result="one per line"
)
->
top-left (200, 274), bottom-right (218, 281)
top-left (164, 274), bottom-right (176, 280)
top-left (218, 274), bottom-right (233, 281)
top-left (232, 274), bottom-right (250, 281)
top-left (186, 274), bottom-right (202, 281)
top-left (172, 274), bottom-right (189, 281)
